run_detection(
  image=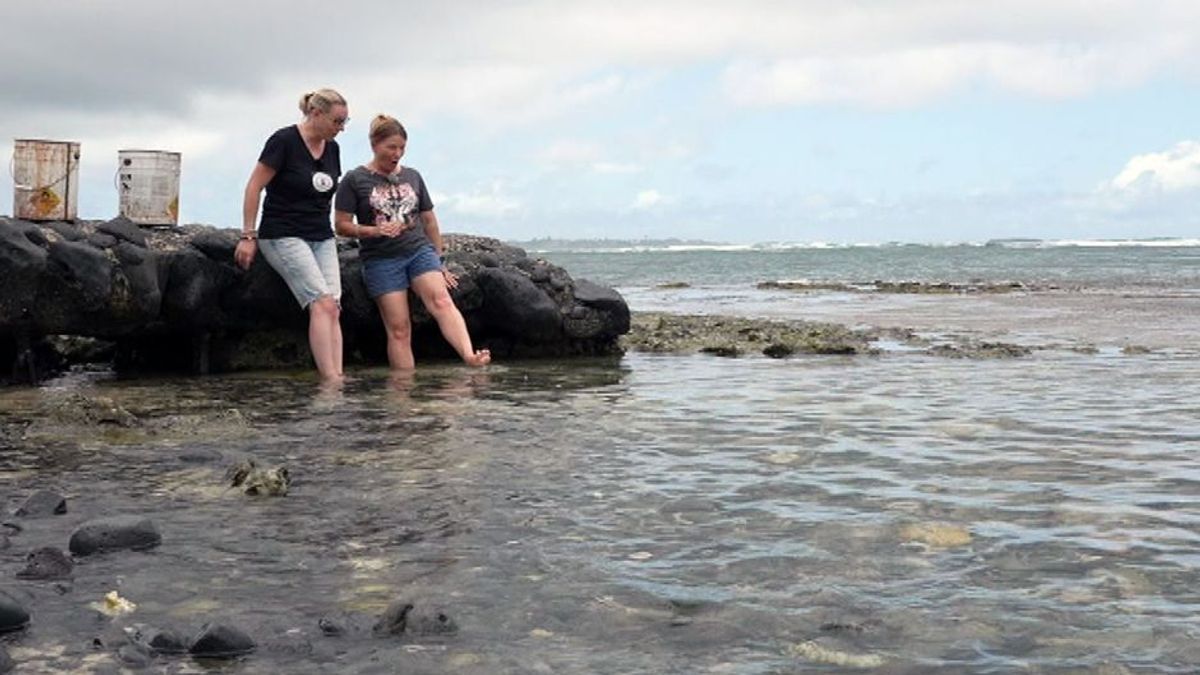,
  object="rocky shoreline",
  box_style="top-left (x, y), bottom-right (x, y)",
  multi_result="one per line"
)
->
top-left (0, 217), bottom-right (630, 383)
top-left (621, 312), bottom-right (1042, 359)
